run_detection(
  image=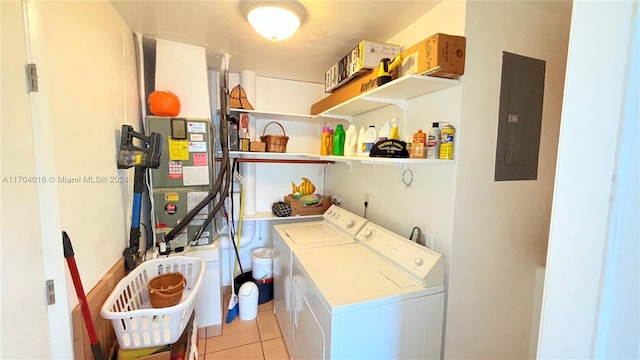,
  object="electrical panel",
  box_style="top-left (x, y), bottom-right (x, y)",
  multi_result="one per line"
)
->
top-left (495, 52), bottom-right (546, 181)
top-left (145, 116), bottom-right (214, 249)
